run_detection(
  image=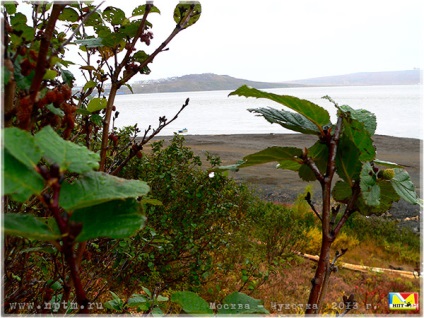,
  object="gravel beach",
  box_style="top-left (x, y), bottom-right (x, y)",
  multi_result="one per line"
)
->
top-left (152, 133), bottom-right (422, 233)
